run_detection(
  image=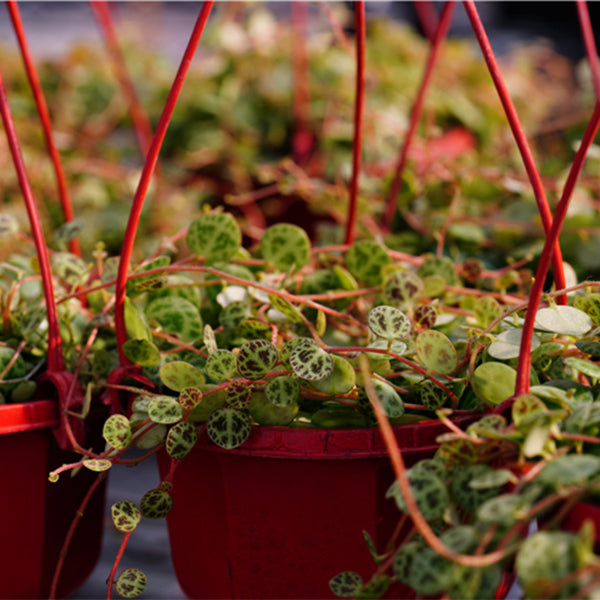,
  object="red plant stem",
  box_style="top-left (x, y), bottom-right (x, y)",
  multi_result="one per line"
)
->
top-left (90, 1), bottom-right (154, 162)
top-left (106, 531), bottom-right (132, 600)
top-left (514, 101), bottom-right (600, 396)
top-left (412, 1), bottom-right (440, 42)
top-left (0, 60), bottom-right (64, 372)
top-left (577, 1), bottom-right (600, 100)
top-left (114, 1), bottom-right (214, 365)
top-left (6, 0), bottom-right (81, 257)
top-left (345, 1), bottom-right (366, 245)
top-left (463, 0), bottom-right (567, 305)
top-left (49, 473), bottom-right (107, 599)
top-left (382, 1), bottom-right (455, 231)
